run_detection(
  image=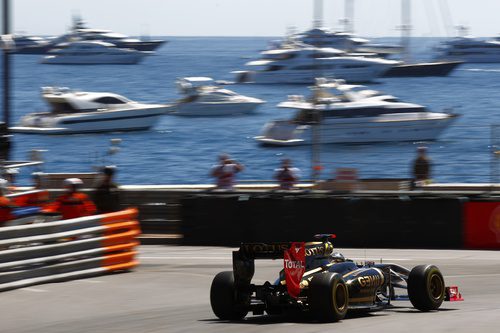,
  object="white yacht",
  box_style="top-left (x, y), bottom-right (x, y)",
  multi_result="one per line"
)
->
top-left (255, 79), bottom-right (458, 146)
top-left (234, 44), bottom-right (398, 84)
top-left (41, 41), bottom-right (150, 65)
top-left (168, 77), bottom-right (265, 116)
top-left (294, 27), bottom-right (403, 57)
top-left (10, 87), bottom-right (167, 134)
top-left (435, 35), bottom-right (500, 63)
top-left (64, 17), bottom-right (166, 52)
